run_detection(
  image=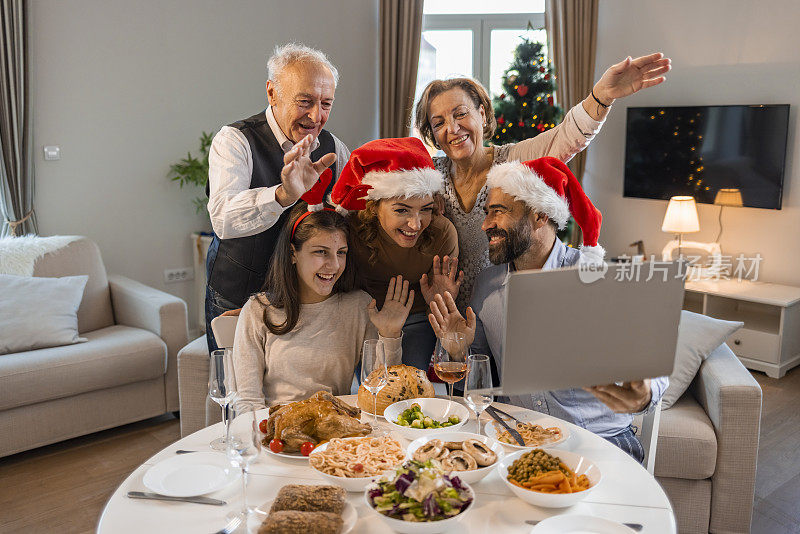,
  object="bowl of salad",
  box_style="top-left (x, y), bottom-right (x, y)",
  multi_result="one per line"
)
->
top-left (384, 398), bottom-right (469, 439)
top-left (364, 459), bottom-right (474, 533)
